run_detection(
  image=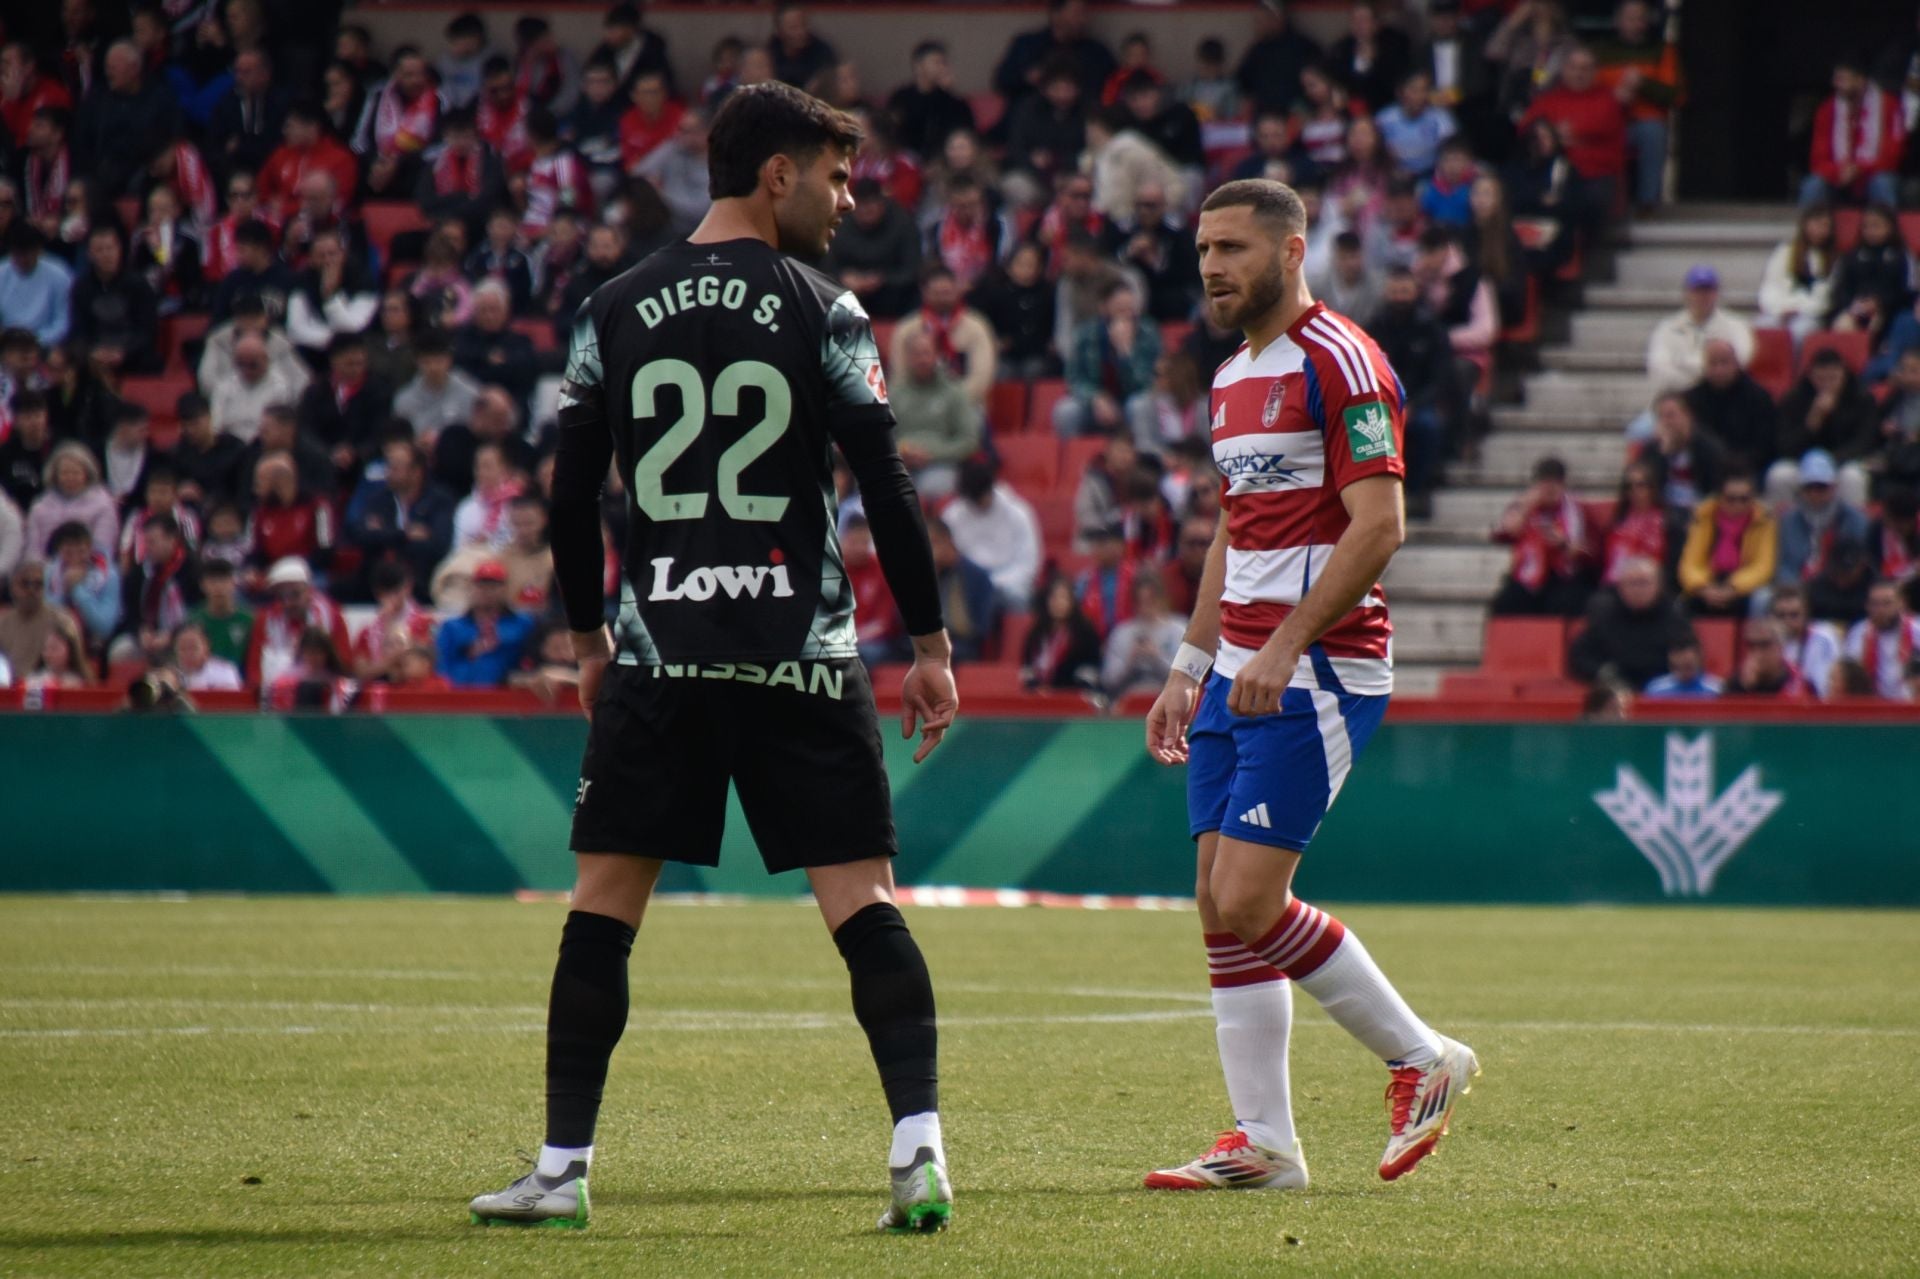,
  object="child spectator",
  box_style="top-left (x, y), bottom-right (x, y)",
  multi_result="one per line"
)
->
top-left (435, 13), bottom-right (493, 112)
top-left (437, 558), bottom-right (535, 687)
top-left (1180, 37), bottom-right (1240, 123)
top-left (172, 619), bottom-right (243, 691)
top-left (118, 467), bottom-right (201, 572)
top-left (408, 232), bottom-right (476, 330)
top-left (1825, 204), bottom-right (1912, 340)
top-left (198, 504), bottom-right (252, 577)
top-left (1677, 472), bottom-right (1776, 617)
top-left (45, 518), bottom-right (121, 645)
top-left (1642, 638), bottom-right (1722, 698)
top-left (0, 389), bottom-right (54, 513)
top-left (521, 107), bottom-right (595, 242)
top-left (188, 557), bottom-right (253, 670)
top-left (1843, 579), bottom-right (1919, 699)
top-left (1758, 204), bottom-right (1837, 349)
